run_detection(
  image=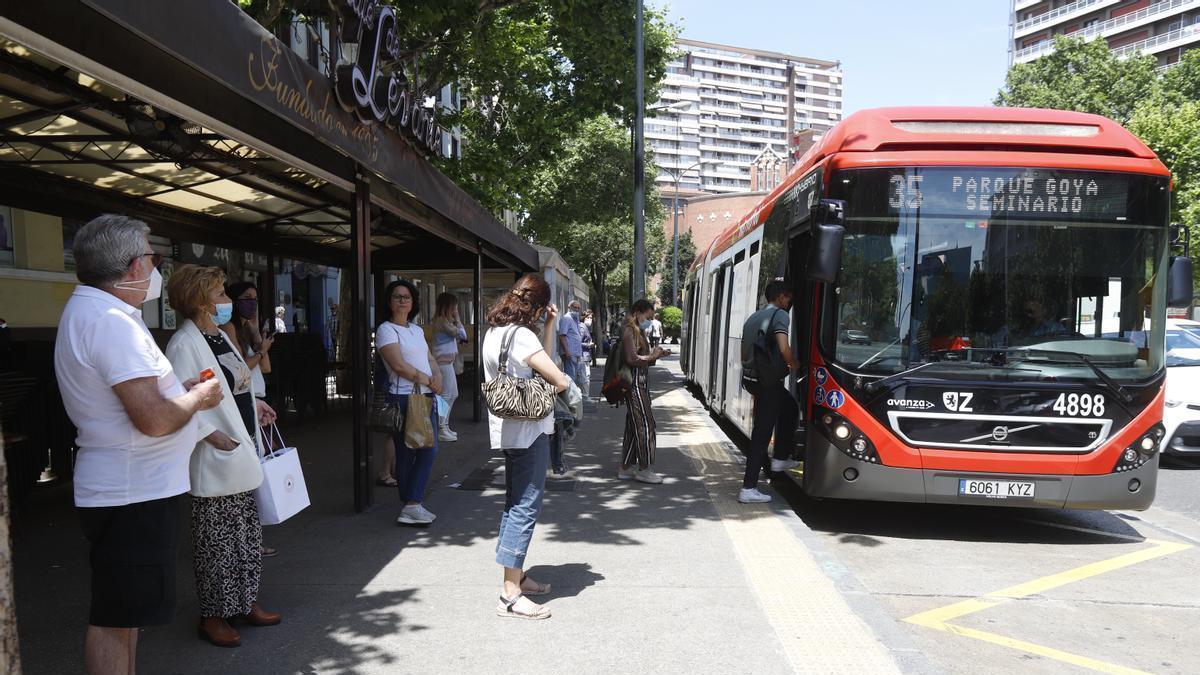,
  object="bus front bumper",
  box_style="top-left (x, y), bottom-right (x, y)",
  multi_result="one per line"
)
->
top-left (801, 438), bottom-right (1158, 511)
